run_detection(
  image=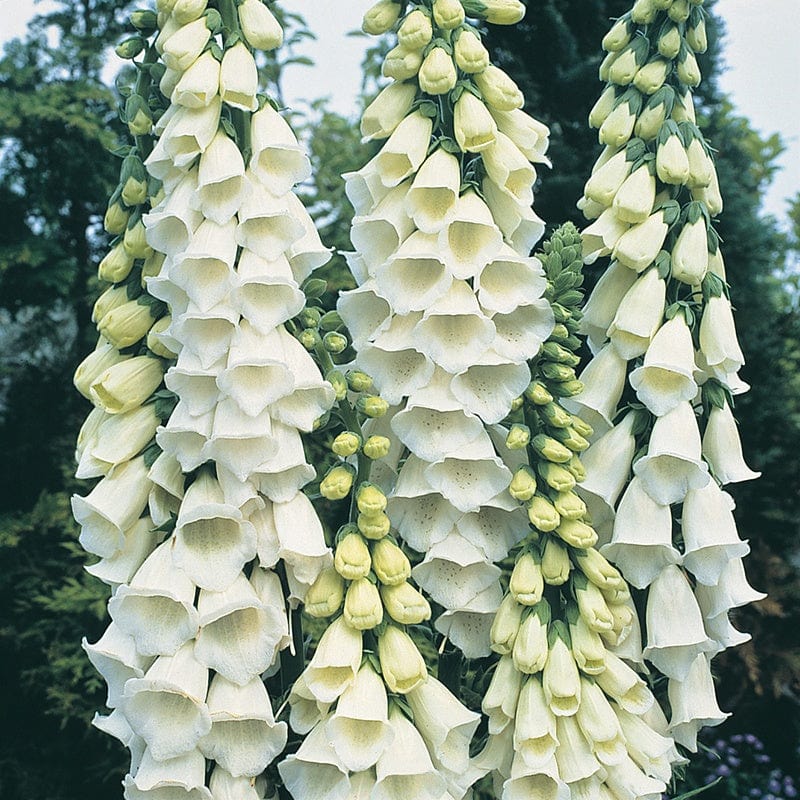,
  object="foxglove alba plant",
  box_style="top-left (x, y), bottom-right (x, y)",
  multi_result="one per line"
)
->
top-left (576, 0), bottom-right (764, 755)
top-left (74, 3), bottom-right (336, 796)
